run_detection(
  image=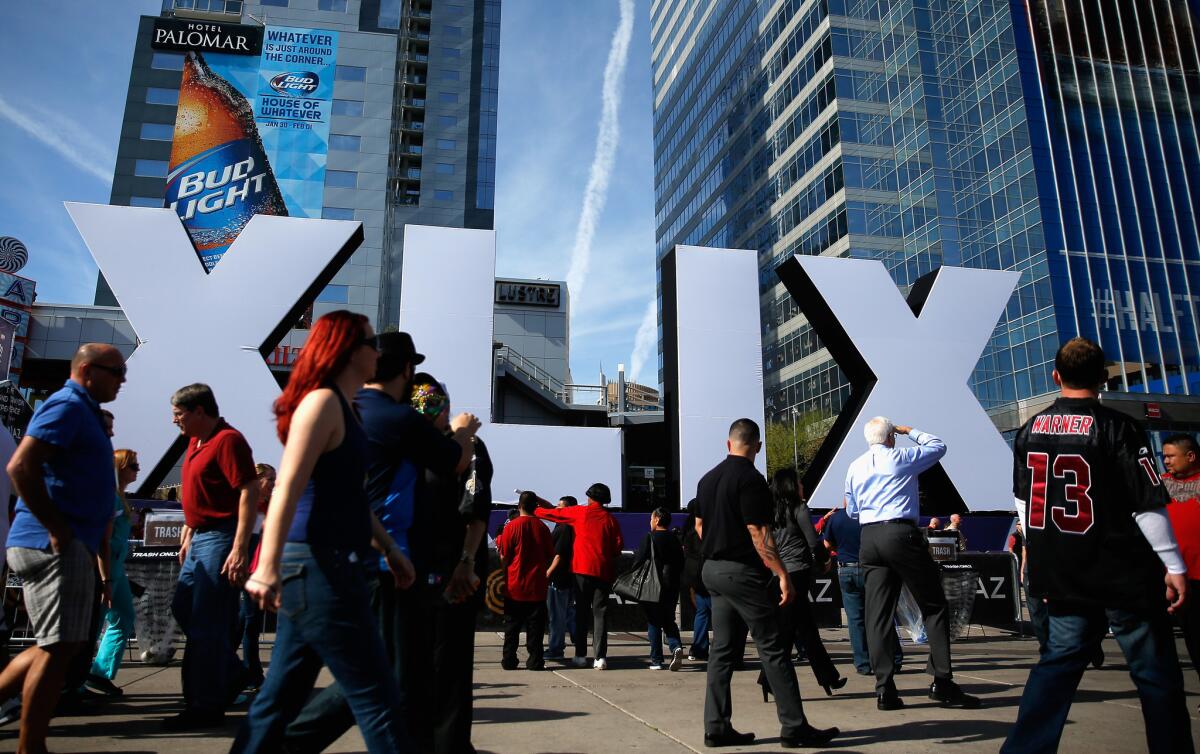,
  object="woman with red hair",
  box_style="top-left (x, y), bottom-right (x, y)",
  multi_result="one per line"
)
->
top-left (233, 310), bottom-right (415, 753)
